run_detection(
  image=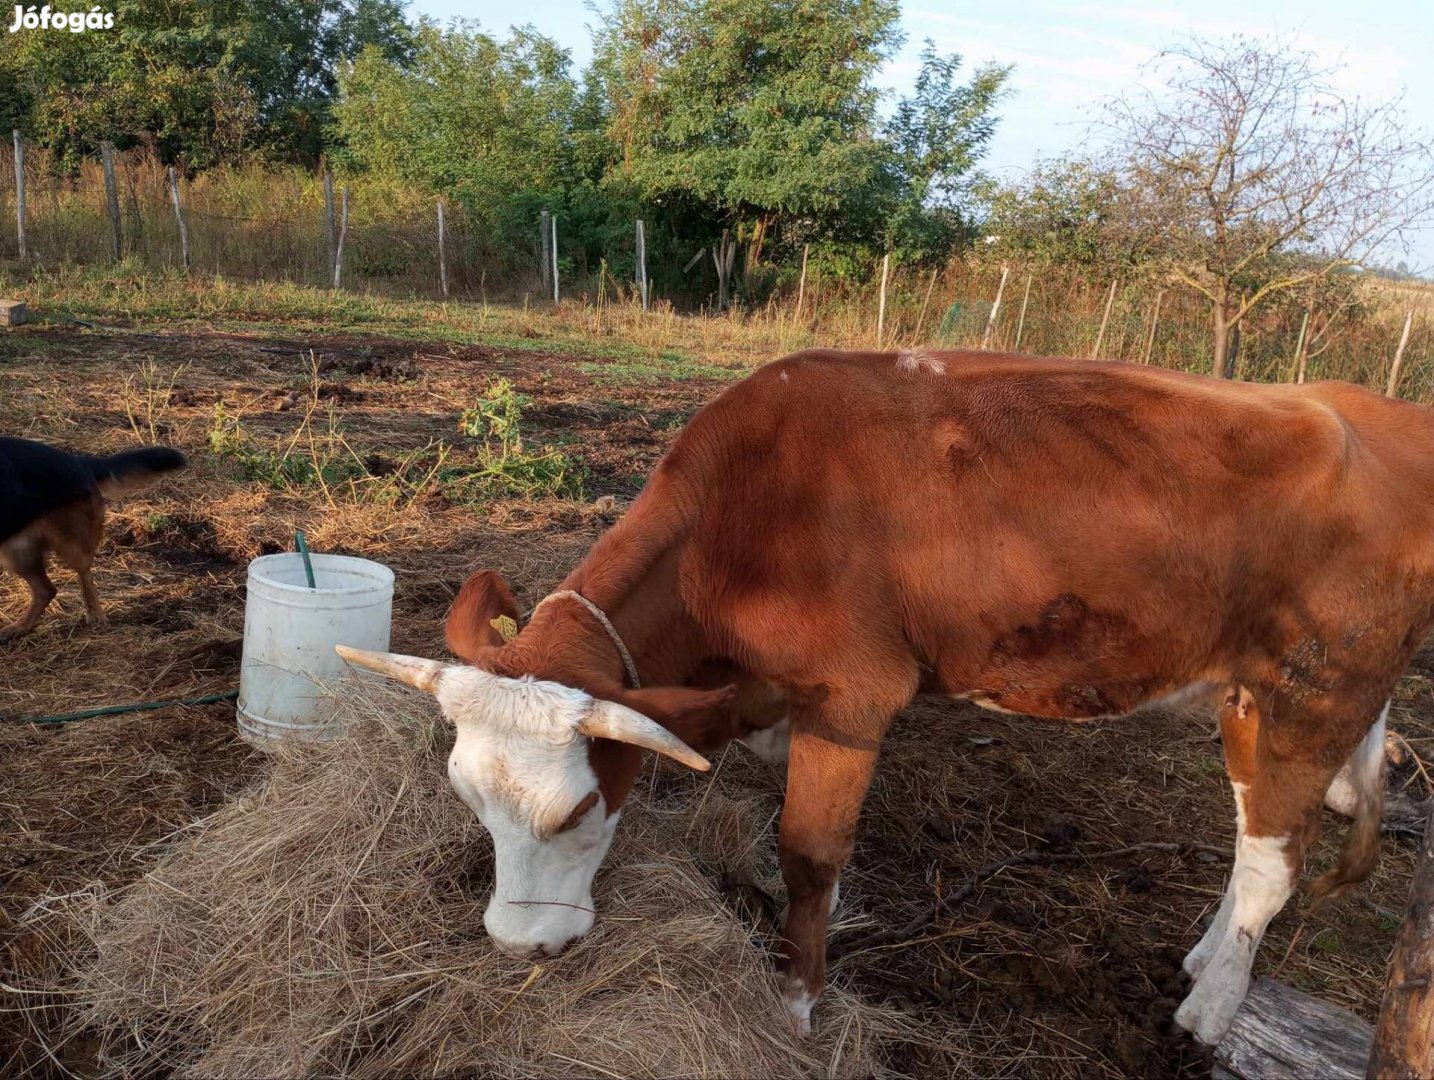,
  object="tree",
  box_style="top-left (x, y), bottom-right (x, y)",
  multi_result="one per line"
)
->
top-left (1104, 36), bottom-right (1434, 377)
top-left (332, 21), bottom-right (584, 271)
top-left (0, 0), bottom-right (415, 166)
top-left (977, 156), bottom-right (1126, 268)
top-left (589, 0), bottom-right (1007, 284)
top-left (883, 43), bottom-right (1009, 262)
